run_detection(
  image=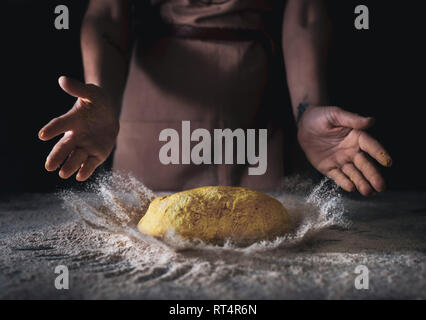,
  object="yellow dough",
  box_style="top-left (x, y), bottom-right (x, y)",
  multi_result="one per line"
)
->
top-left (137, 186), bottom-right (291, 244)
